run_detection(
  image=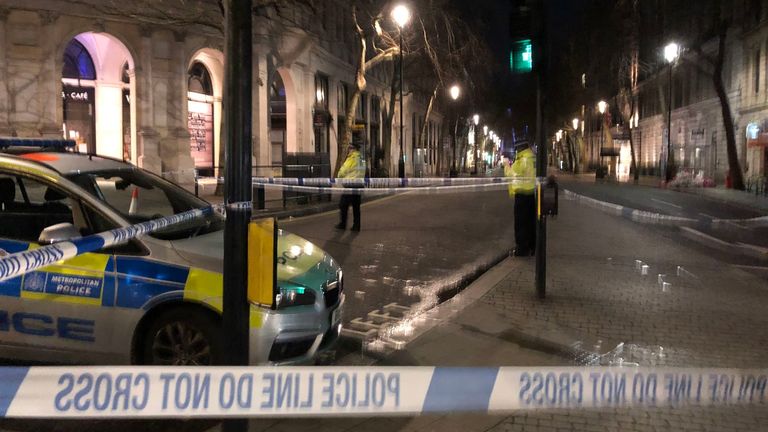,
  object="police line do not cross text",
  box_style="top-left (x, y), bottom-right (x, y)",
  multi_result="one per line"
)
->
top-left (2, 367), bottom-right (767, 418)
